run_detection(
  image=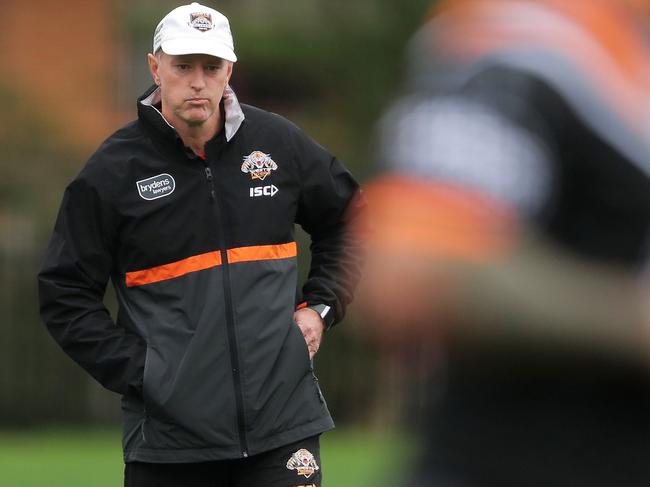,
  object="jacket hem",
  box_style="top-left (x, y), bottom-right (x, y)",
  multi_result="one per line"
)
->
top-left (123, 416), bottom-right (335, 463)
top-left (247, 415), bottom-right (335, 457)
